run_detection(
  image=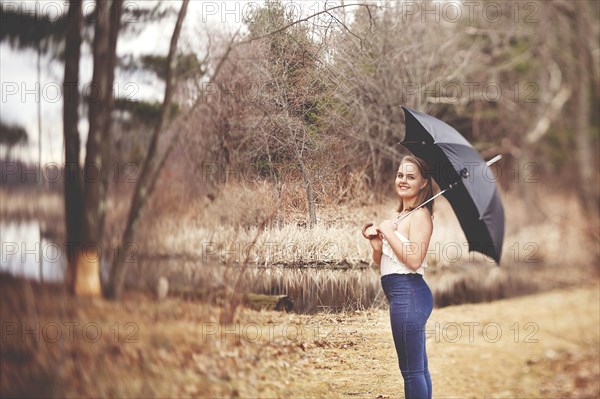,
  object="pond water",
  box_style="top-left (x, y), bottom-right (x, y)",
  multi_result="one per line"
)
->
top-left (0, 221), bottom-right (385, 313)
top-left (1, 221), bottom-right (66, 282)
